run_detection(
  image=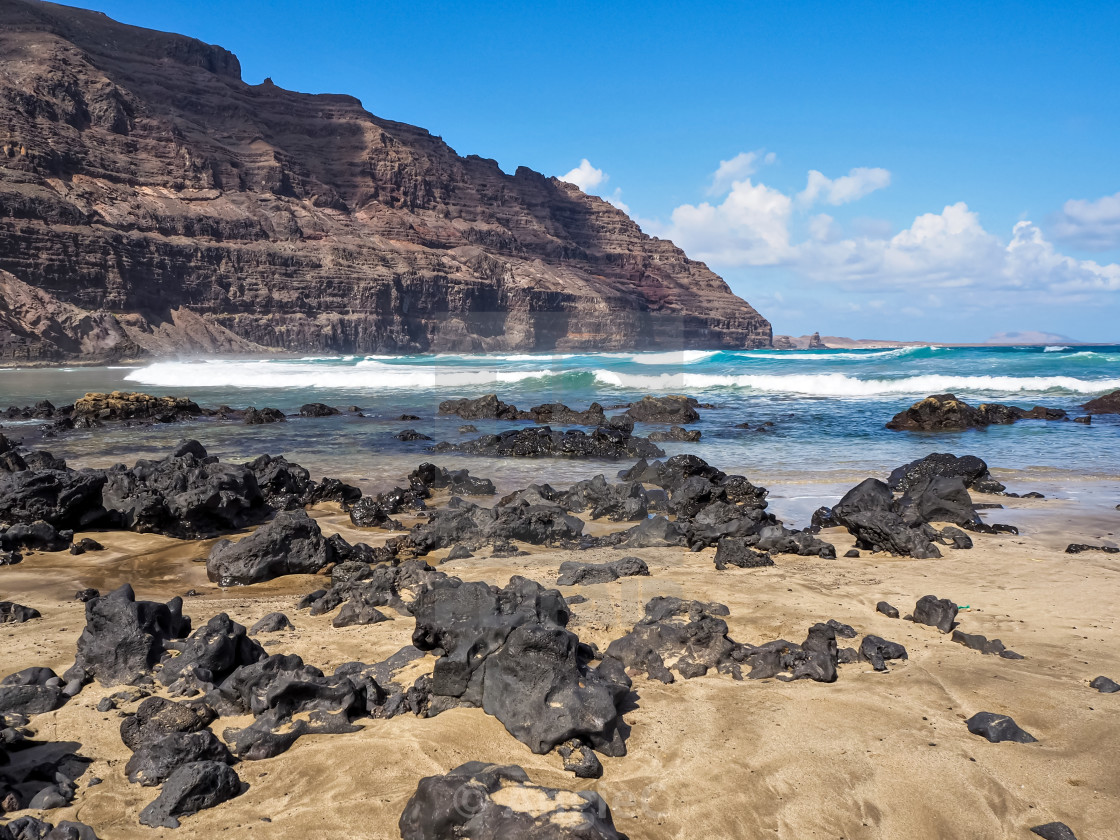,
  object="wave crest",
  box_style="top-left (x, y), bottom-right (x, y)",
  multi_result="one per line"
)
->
top-left (591, 370), bottom-right (1120, 396)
